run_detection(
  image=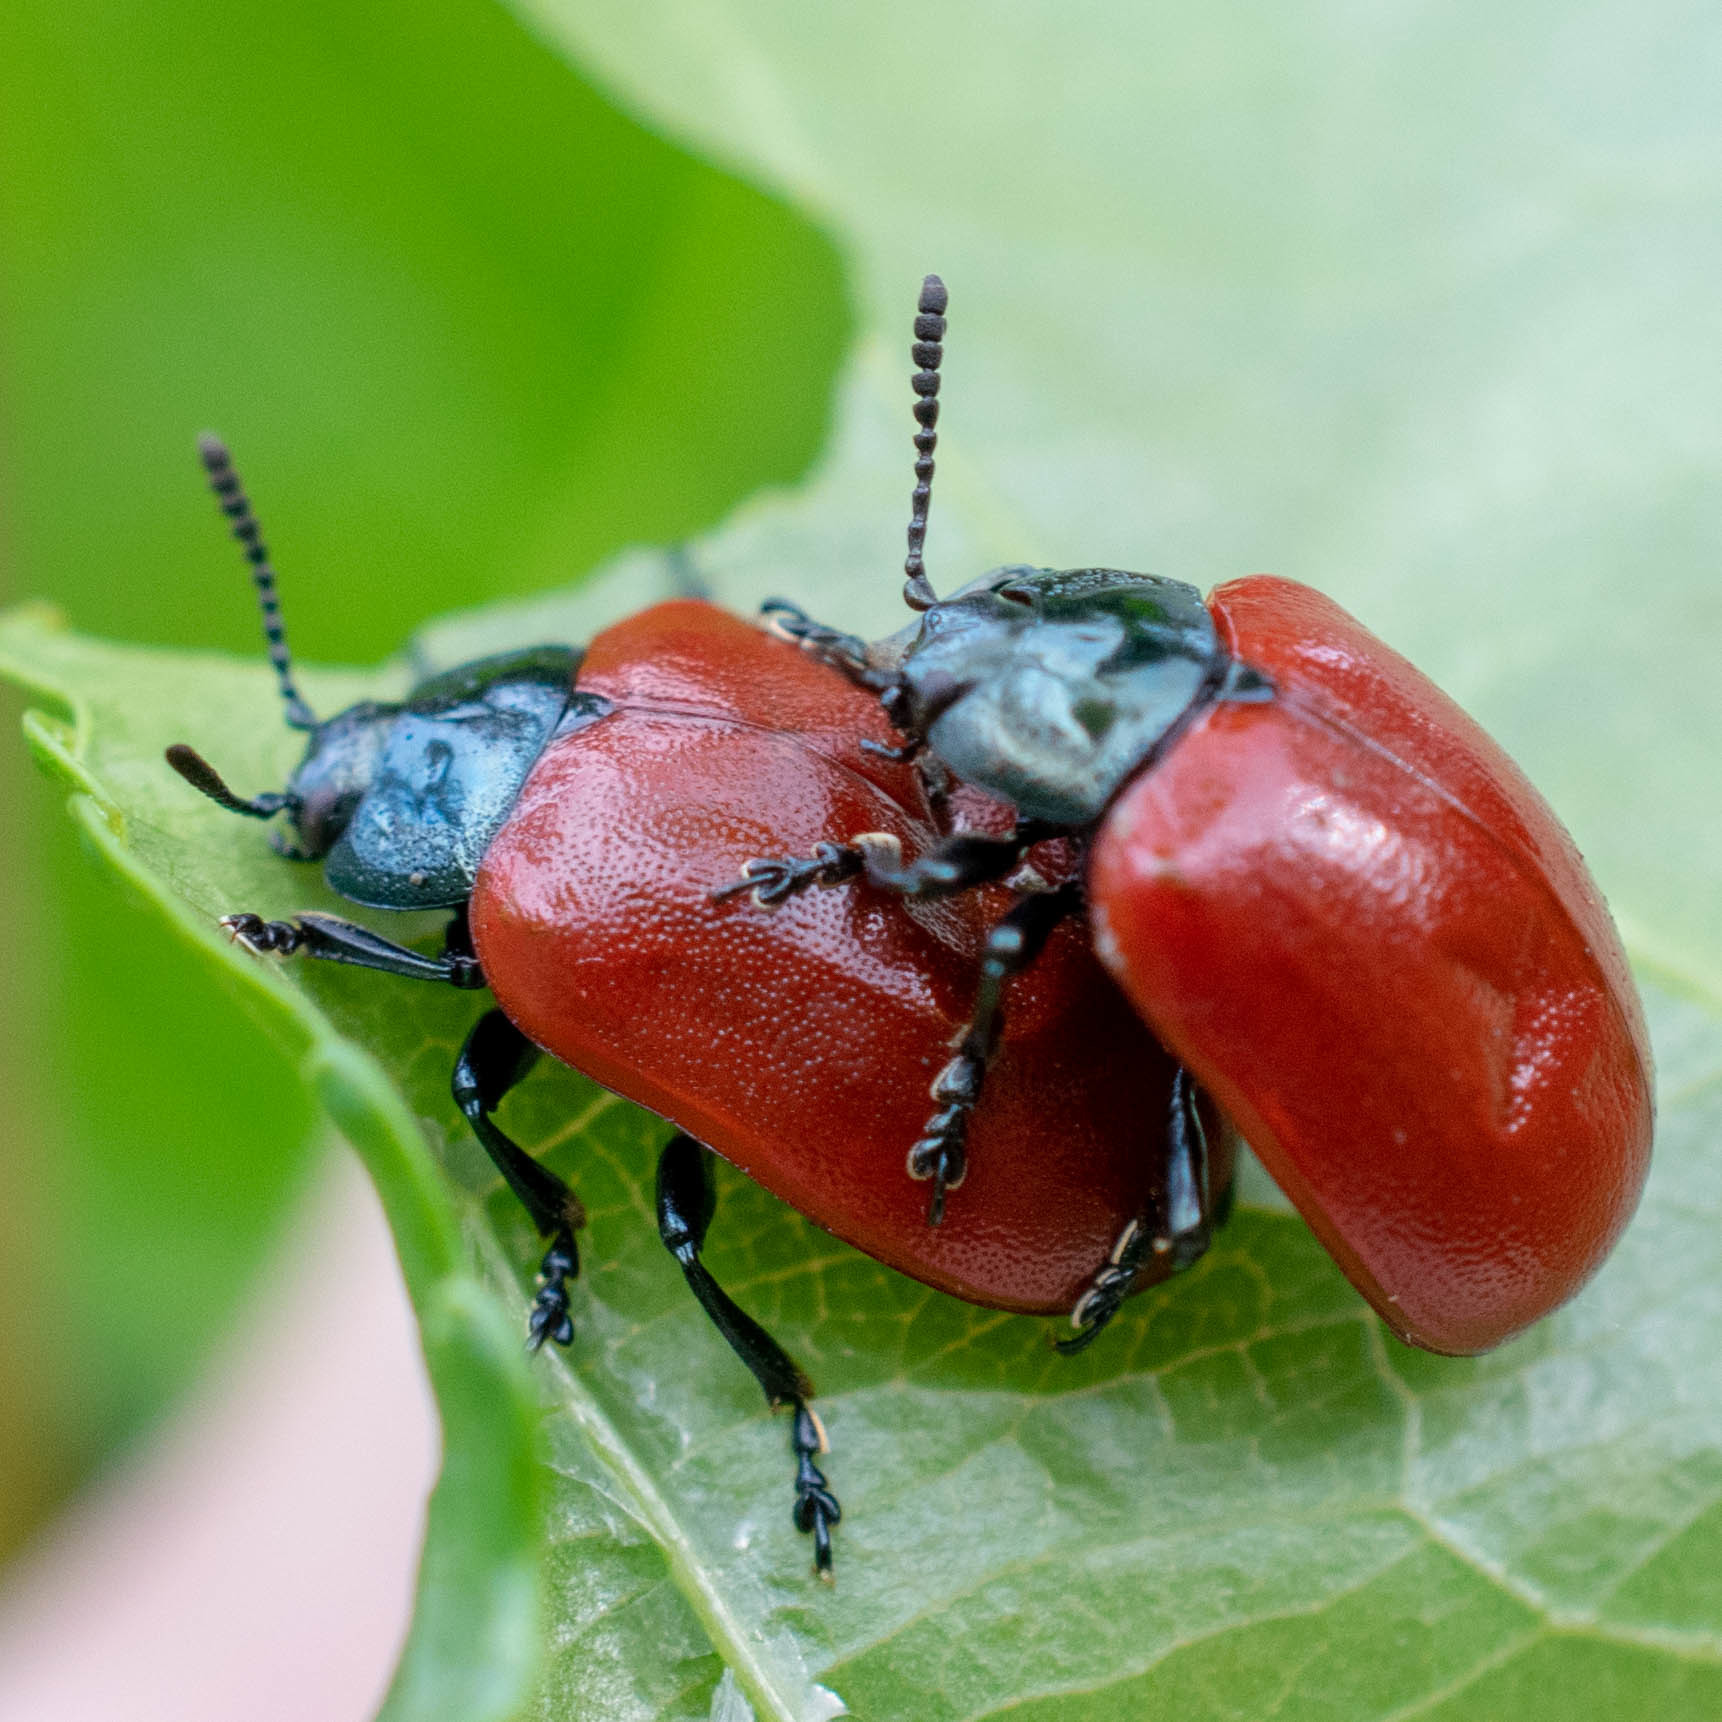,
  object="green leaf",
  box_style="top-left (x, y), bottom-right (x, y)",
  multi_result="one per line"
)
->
top-left (10, 4), bottom-right (1722, 1717)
